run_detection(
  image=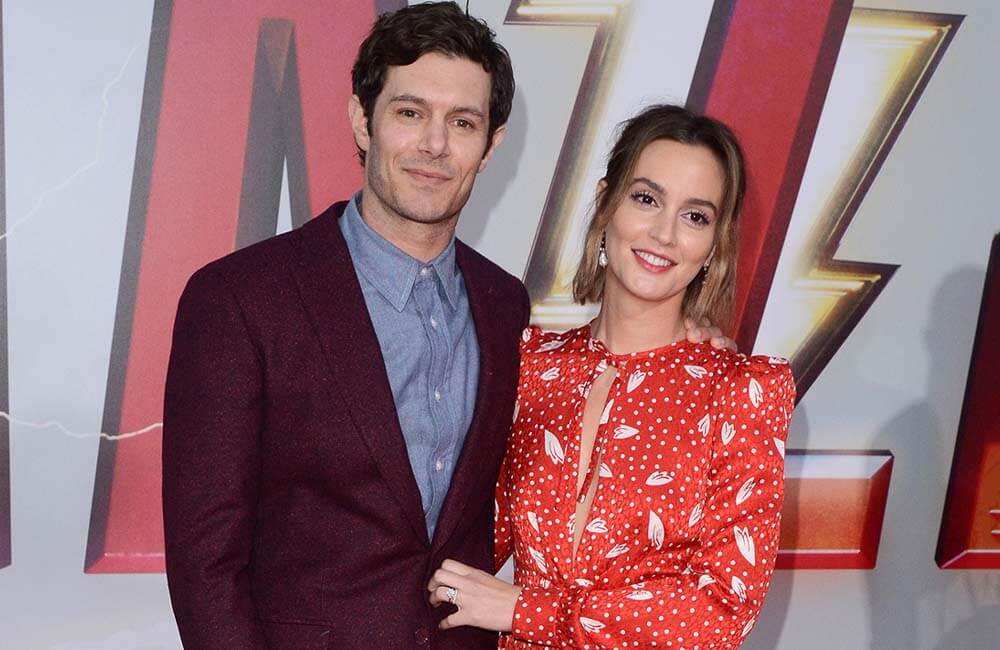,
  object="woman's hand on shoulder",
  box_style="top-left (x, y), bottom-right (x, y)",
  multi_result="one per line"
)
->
top-left (428, 559), bottom-right (522, 632)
